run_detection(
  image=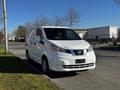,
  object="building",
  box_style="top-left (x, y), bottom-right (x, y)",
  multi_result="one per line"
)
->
top-left (86, 26), bottom-right (119, 42)
top-left (118, 28), bottom-right (120, 38)
top-left (74, 29), bottom-right (87, 38)
top-left (8, 32), bottom-right (15, 41)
